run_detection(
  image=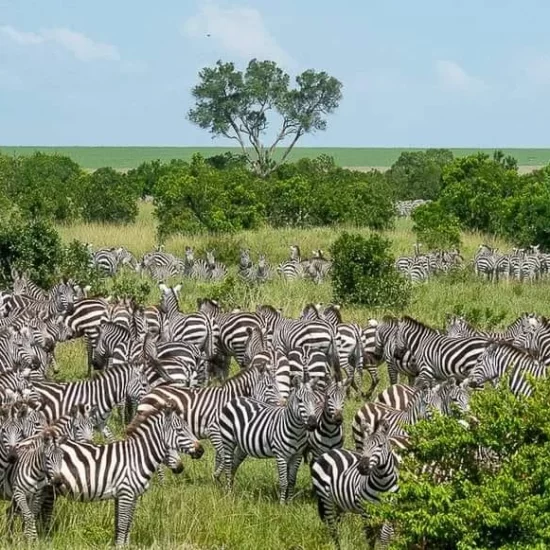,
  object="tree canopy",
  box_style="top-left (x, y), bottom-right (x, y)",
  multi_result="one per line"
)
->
top-left (188, 59), bottom-right (343, 177)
